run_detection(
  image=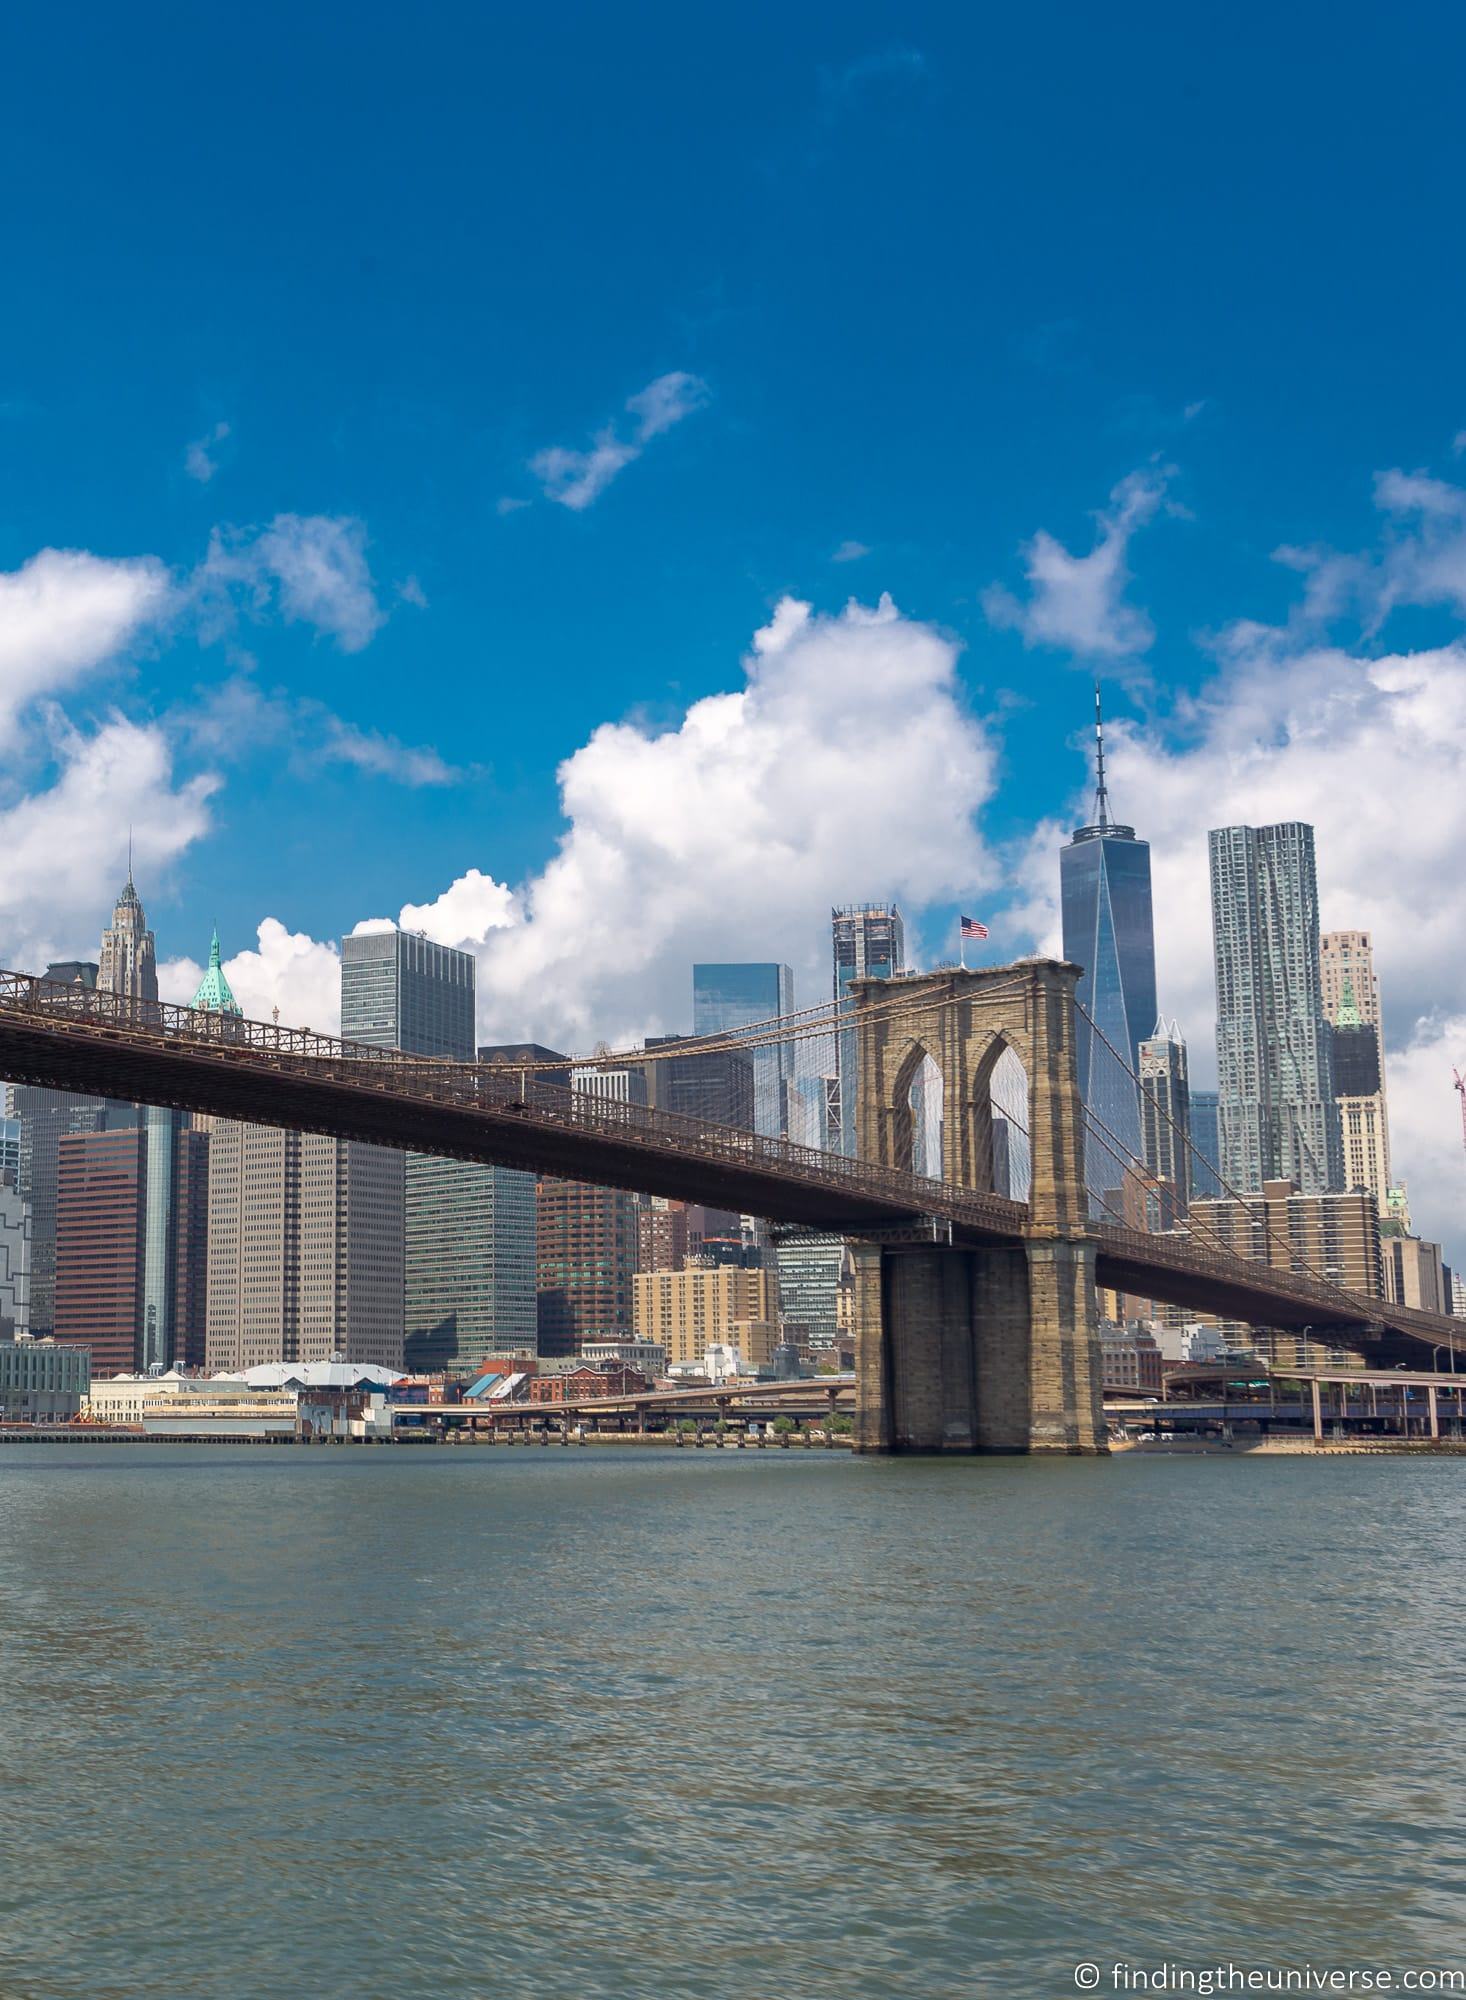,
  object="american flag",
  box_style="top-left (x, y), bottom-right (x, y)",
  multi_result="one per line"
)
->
top-left (960, 915), bottom-right (990, 940)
